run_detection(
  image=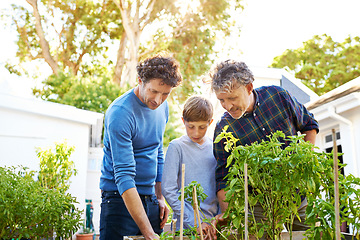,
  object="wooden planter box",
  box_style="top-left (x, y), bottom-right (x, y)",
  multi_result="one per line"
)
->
top-left (125, 231), bottom-right (354, 240)
top-left (124, 237), bottom-right (190, 240)
top-left (280, 231), bottom-right (306, 240)
top-left (226, 231), bottom-right (307, 240)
